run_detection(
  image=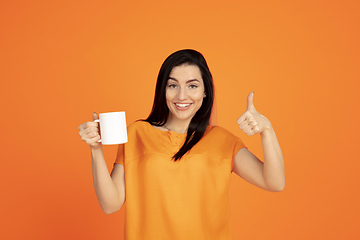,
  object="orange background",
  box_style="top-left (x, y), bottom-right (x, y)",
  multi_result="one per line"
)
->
top-left (1, 0), bottom-right (359, 239)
